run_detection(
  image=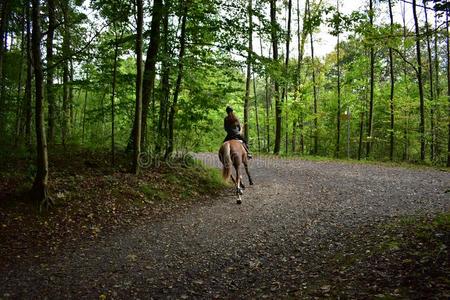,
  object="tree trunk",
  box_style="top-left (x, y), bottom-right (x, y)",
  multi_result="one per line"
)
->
top-left (271, 0), bottom-right (281, 154)
top-left (82, 87), bottom-right (88, 144)
top-left (0, 0), bottom-right (9, 134)
top-left (388, 0), bottom-right (395, 160)
top-left (166, 3), bottom-right (187, 158)
top-left (61, 1), bottom-right (71, 147)
top-left (423, 0), bottom-right (435, 161)
top-left (133, 0), bottom-right (163, 150)
top-left (111, 32), bottom-right (119, 166)
top-left (31, 0), bottom-right (52, 208)
top-left (14, 7), bottom-right (26, 146)
top-left (446, 9), bottom-right (450, 167)
top-left (244, 0), bottom-right (253, 142)
top-left (282, 0), bottom-right (292, 154)
top-left (46, 0), bottom-right (56, 144)
top-left (253, 72), bottom-right (261, 152)
top-left (358, 111), bottom-right (364, 160)
top-left (265, 75), bottom-right (271, 152)
top-left (261, 38), bottom-right (270, 152)
top-left (0, 0), bottom-right (8, 83)
top-left (434, 7), bottom-right (441, 158)
top-left (156, 4), bottom-right (170, 155)
top-left (307, 0), bottom-right (318, 155)
top-left (296, 0), bottom-right (307, 155)
top-left (412, 0), bottom-right (426, 161)
top-left (24, 3), bottom-right (32, 147)
top-left (401, 0), bottom-right (409, 161)
top-left (335, 0), bottom-right (341, 158)
top-left (291, 119), bottom-right (297, 152)
top-left (366, 0), bottom-right (375, 158)
top-left (69, 60), bottom-right (74, 130)
top-left (132, 0), bottom-right (144, 174)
